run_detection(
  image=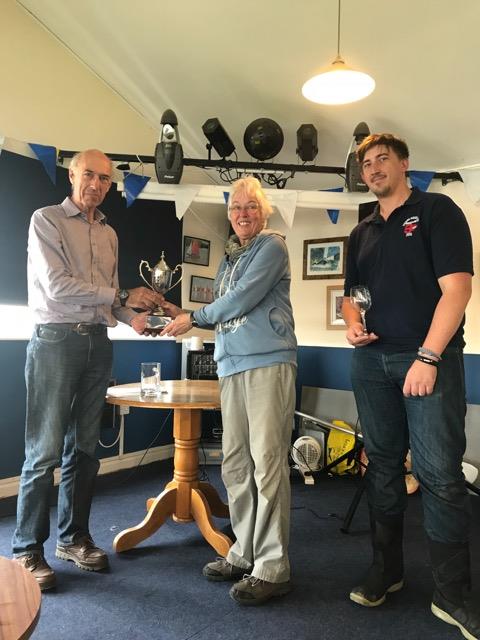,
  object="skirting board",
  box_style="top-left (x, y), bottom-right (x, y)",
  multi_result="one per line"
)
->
top-left (0, 443), bottom-right (175, 499)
